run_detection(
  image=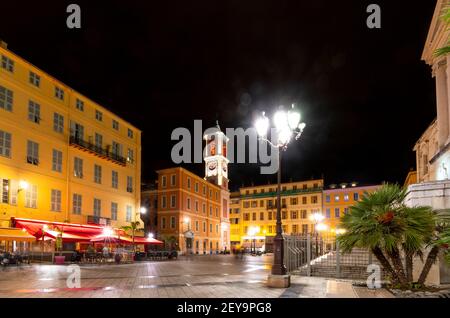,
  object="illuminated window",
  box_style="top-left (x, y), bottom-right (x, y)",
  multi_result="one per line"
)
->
top-left (93, 198), bottom-right (101, 217)
top-left (94, 165), bottom-right (102, 184)
top-left (74, 157), bottom-right (83, 178)
top-left (29, 72), bottom-right (40, 87)
top-left (26, 140), bottom-right (39, 165)
top-left (49, 189), bottom-right (61, 212)
top-left (25, 185), bottom-right (37, 208)
top-left (112, 119), bottom-right (119, 130)
top-left (52, 149), bottom-right (62, 172)
top-left (112, 171), bottom-right (118, 188)
top-left (53, 113), bottom-right (64, 133)
top-left (73, 194), bottom-right (82, 215)
top-left (127, 176), bottom-right (133, 192)
top-left (28, 100), bottom-right (40, 124)
top-left (0, 85), bottom-right (13, 111)
top-left (126, 205), bottom-right (132, 222)
top-left (0, 130), bottom-right (12, 158)
top-left (55, 86), bottom-right (64, 100)
top-left (1, 55), bottom-right (14, 72)
top-left (171, 195), bottom-right (176, 208)
top-left (75, 98), bottom-right (84, 111)
top-left (95, 133), bottom-right (103, 148)
top-left (344, 194), bottom-right (349, 202)
top-left (335, 208), bottom-right (340, 218)
top-left (111, 202), bottom-right (118, 220)
top-left (95, 110), bottom-right (103, 121)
